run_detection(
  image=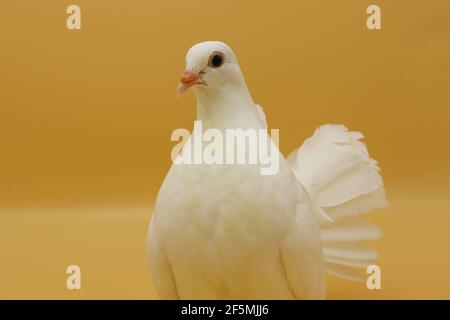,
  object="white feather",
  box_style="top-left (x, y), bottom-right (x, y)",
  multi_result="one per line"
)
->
top-left (325, 263), bottom-right (365, 282)
top-left (323, 242), bottom-right (378, 260)
top-left (324, 188), bottom-right (387, 222)
top-left (325, 257), bottom-right (377, 269)
top-left (320, 217), bottom-right (383, 242)
top-left (288, 124), bottom-right (387, 282)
